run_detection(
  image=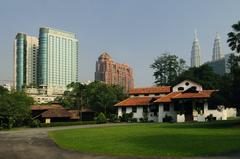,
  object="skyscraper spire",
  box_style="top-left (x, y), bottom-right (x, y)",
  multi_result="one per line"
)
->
top-left (191, 30), bottom-right (201, 67)
top-left (212, 32), bottom-right (224, 61)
